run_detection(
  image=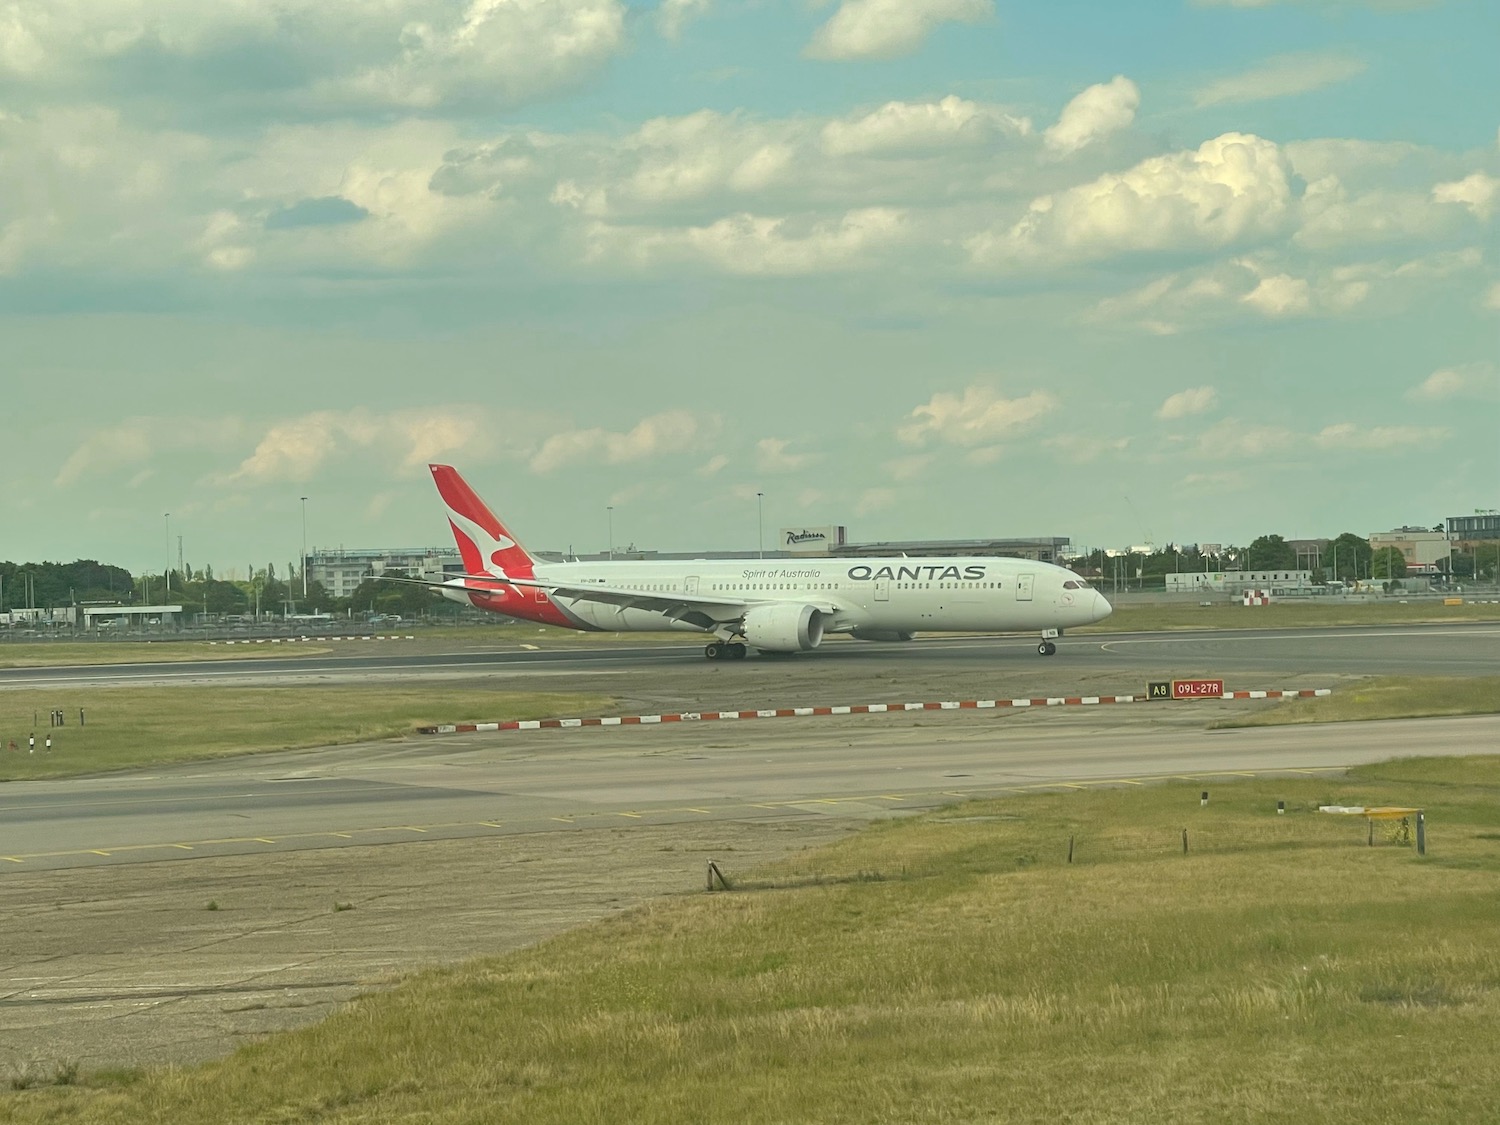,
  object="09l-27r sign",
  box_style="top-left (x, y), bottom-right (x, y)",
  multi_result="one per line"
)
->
top-left (1172, 678), bottom-right (1225, 699)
